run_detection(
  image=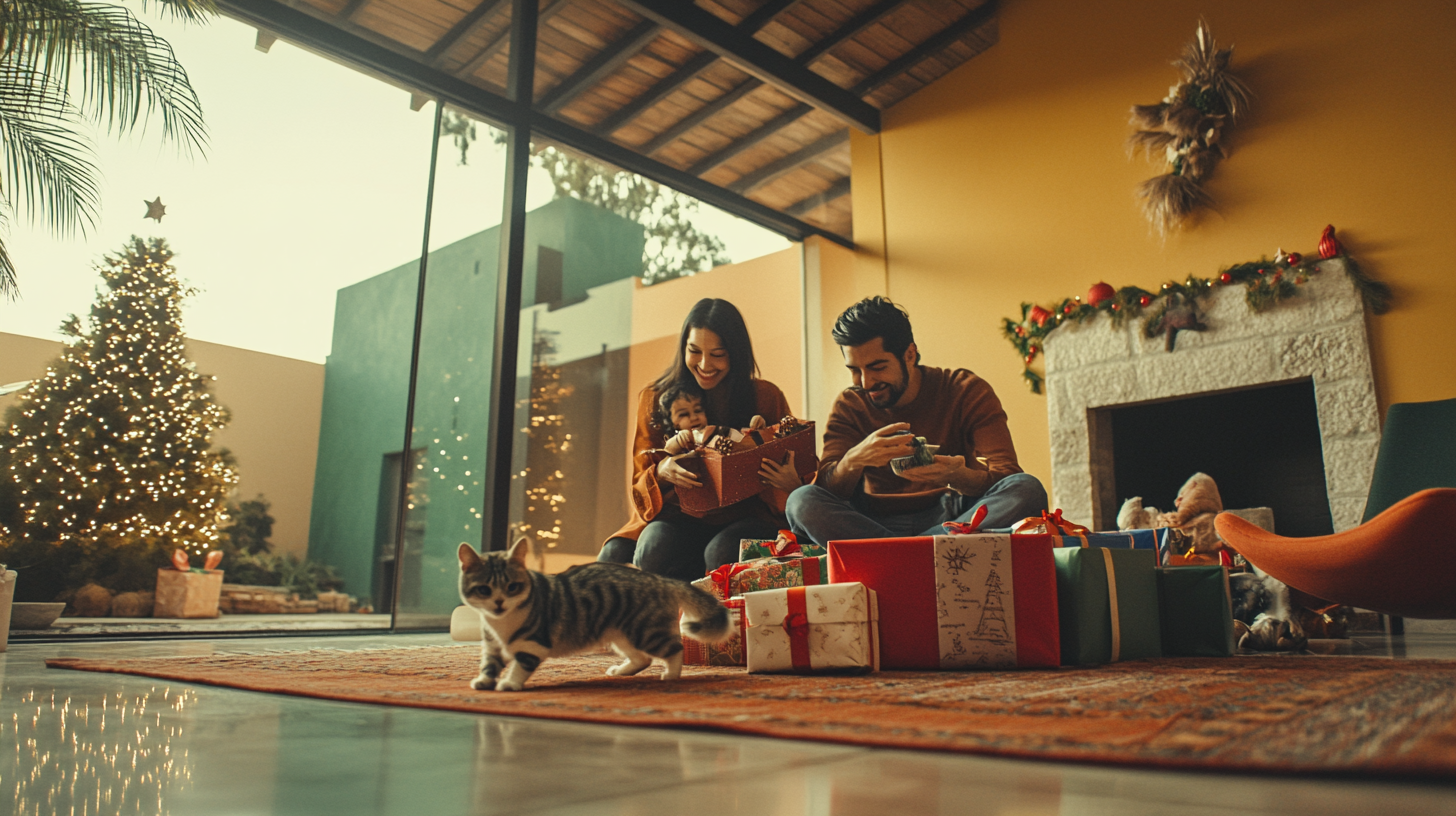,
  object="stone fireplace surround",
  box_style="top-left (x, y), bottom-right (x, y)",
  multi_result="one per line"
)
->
top-left (1043, 259), bottom-right (1381, 533)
